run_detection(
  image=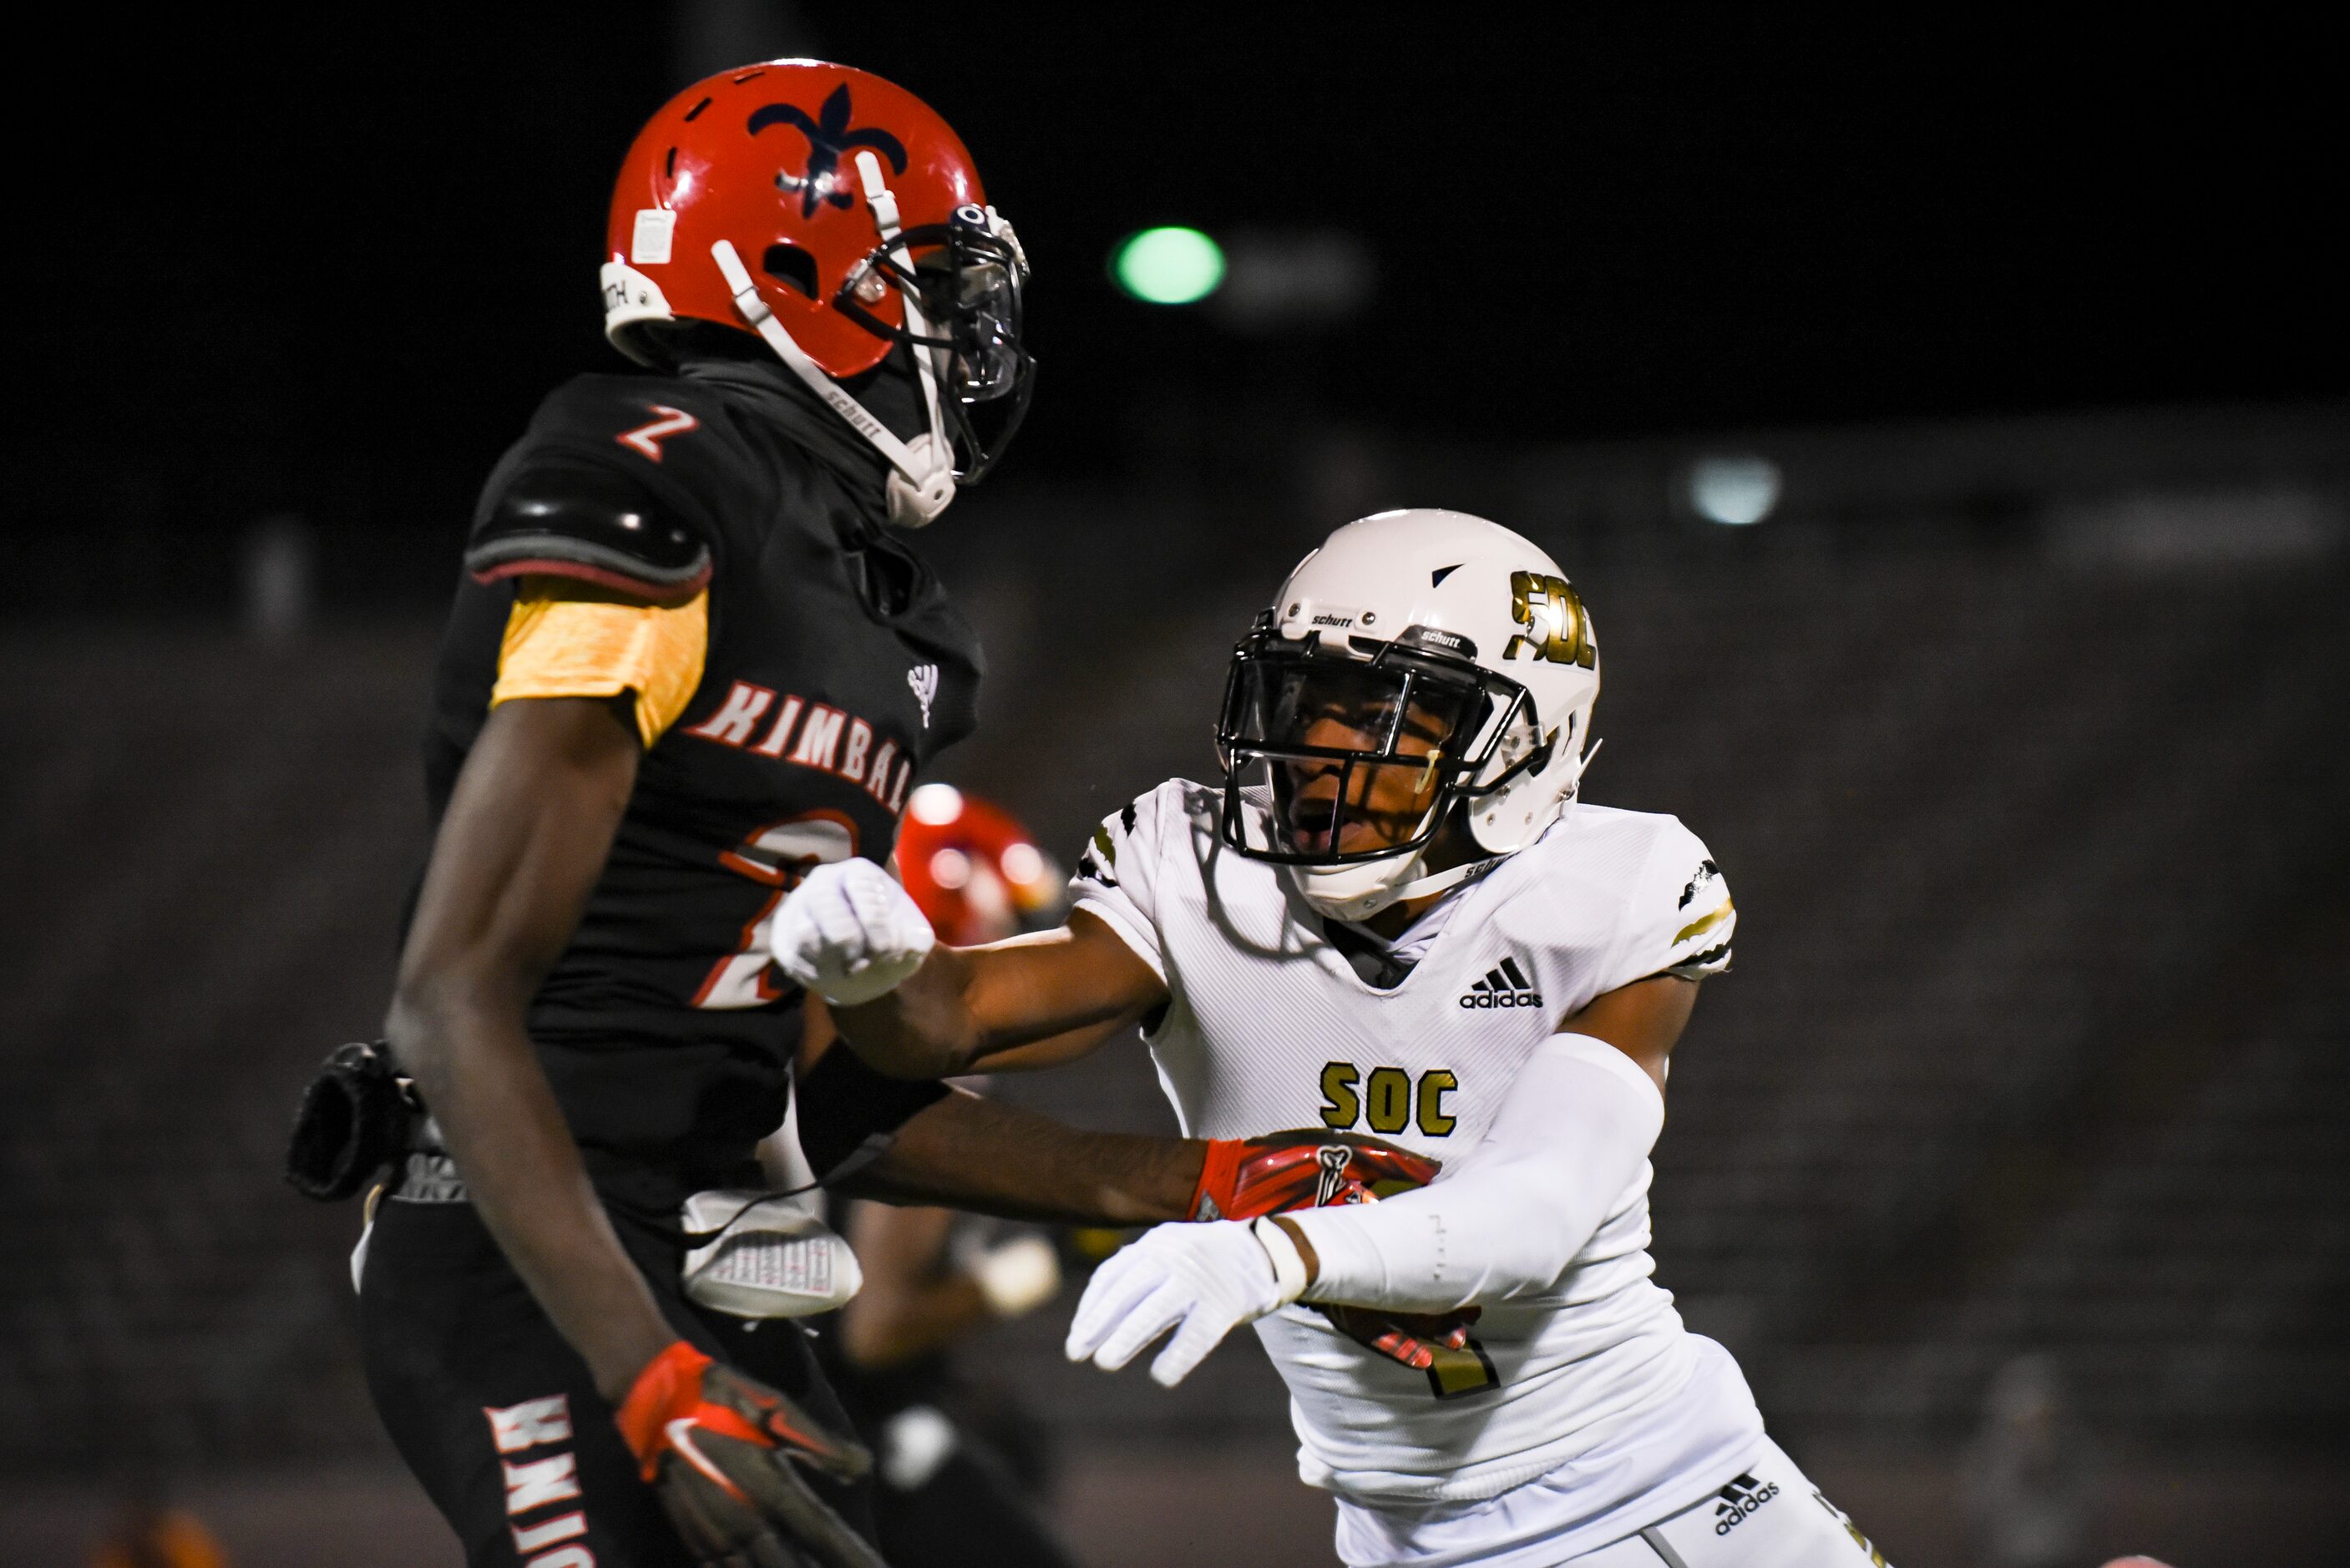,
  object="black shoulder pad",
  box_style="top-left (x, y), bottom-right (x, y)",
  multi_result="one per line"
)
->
top-left (466, 462), bottom-right (713, 603)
